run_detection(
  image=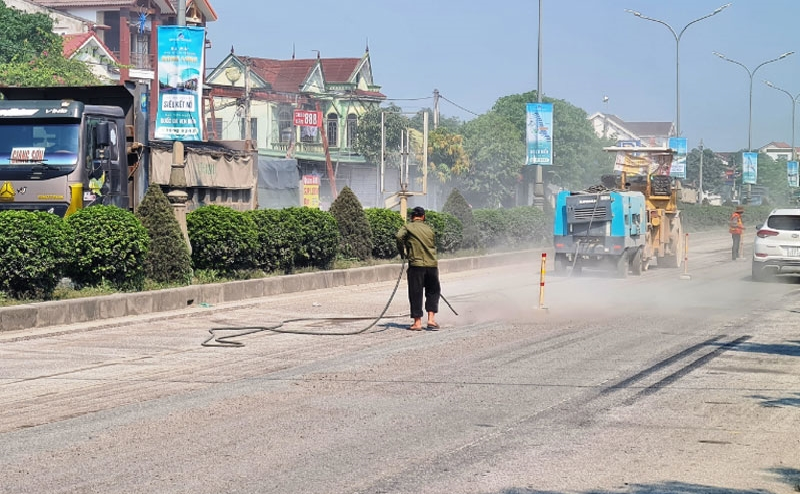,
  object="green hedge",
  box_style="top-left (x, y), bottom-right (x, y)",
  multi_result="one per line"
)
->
top-left (365, 208), bottom-right (404, 259)
top-left (420, 210), bottom-right (463, 253)
top-left (679, 204), bottom-right (775, 232)
top-left (66, 206), bottom-right (150, 291)
top-left (246, 208), bottom-right (300, 274)
top-left (284, 207), bottom-right (340, 270)
top-left (187, 205), bottom-right (259, 275)
top-left (0, 211), bottom-right (73, 299)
